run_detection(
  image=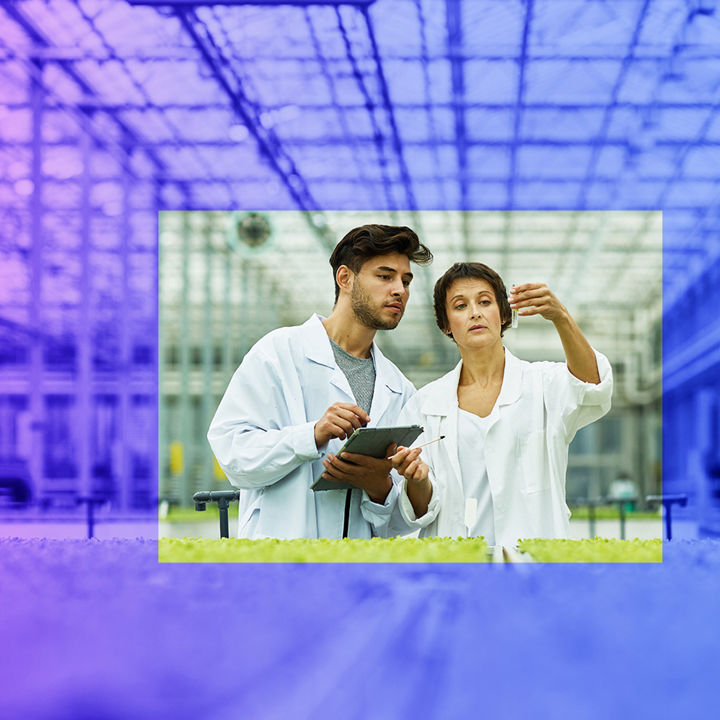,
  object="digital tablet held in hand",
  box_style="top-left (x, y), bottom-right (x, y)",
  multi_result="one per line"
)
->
top-left (311, 425), bottom-right (424, 492)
